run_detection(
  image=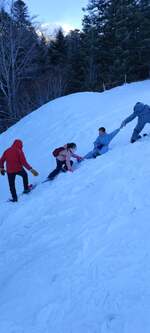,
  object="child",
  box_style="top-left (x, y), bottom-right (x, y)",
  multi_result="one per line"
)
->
top-left (48, 143), bottom-right (83, 180)
top-left (85, 126), bottom-right (121, 159)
